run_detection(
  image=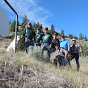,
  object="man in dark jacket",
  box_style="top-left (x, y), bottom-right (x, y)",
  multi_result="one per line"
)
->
top-left (50, 33), bottom-right (60, 53)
